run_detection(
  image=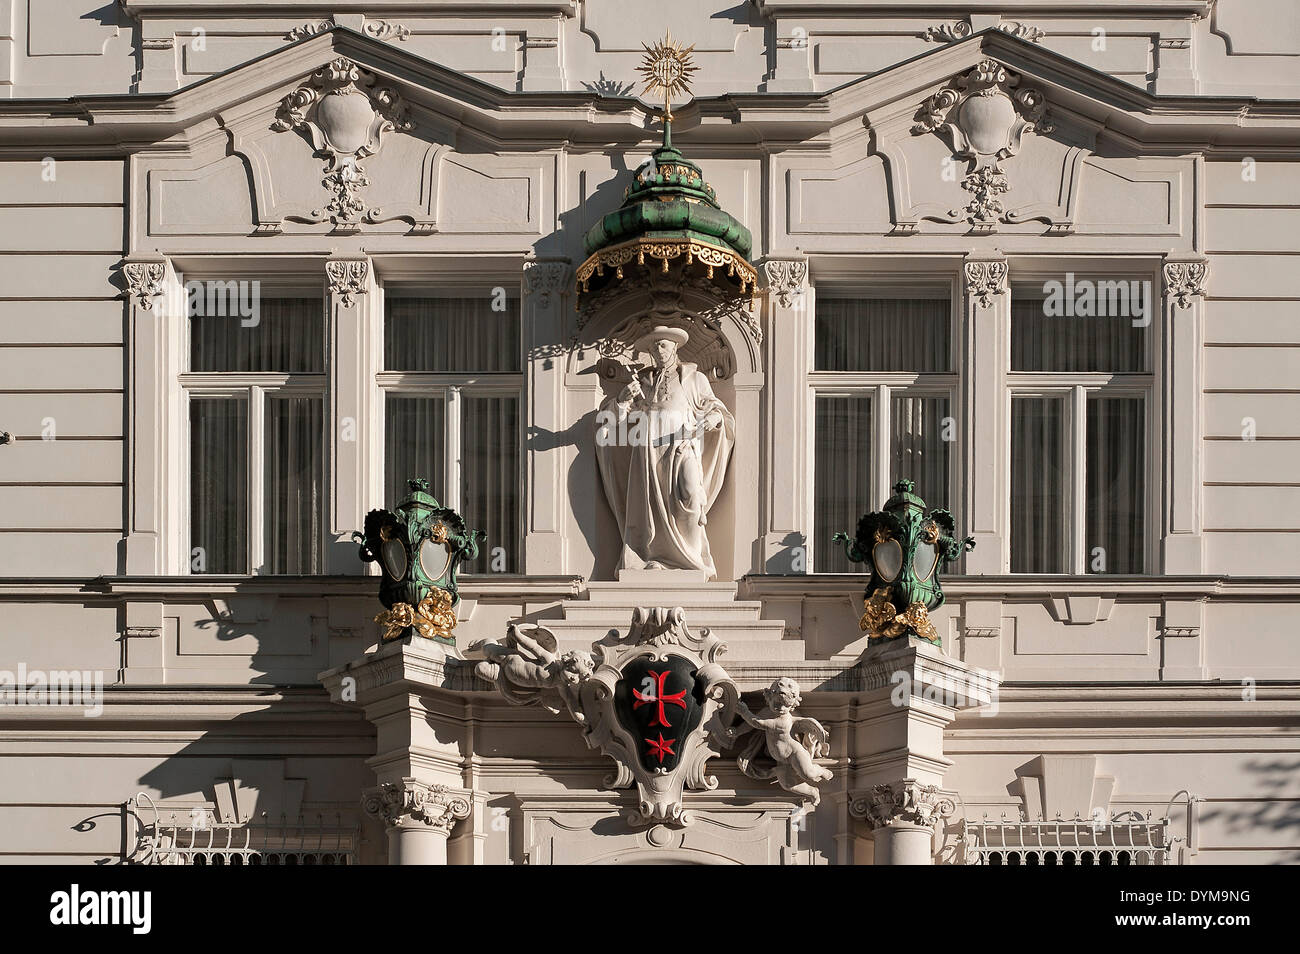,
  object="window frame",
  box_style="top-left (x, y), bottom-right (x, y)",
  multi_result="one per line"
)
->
top-left (373, 279), bottom-right (526, 570)
top-left (1004, 265), bottom-right (1162, 575)
top-left (804, 277), bottom-right (963, 572)
top-left (178, 278), bottom-right (329, 576)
